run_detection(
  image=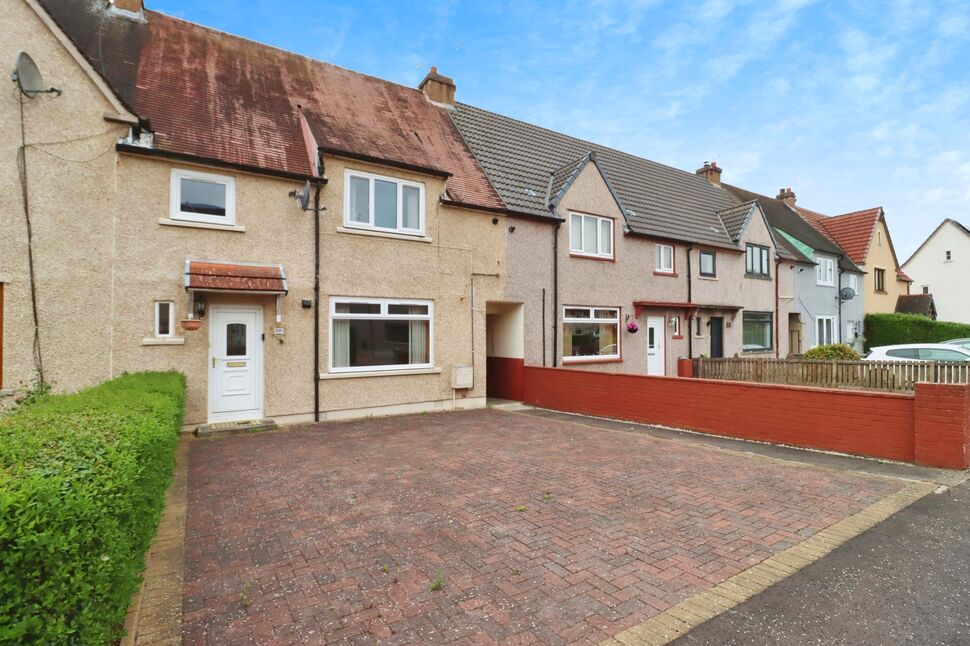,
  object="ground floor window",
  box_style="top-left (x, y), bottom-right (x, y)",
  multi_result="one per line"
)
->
top-left (742, 311), bottom-right (773, 352)
top-left (816, 315), bottom-right (835, 346)
top-left (330, 298), bottom-right (432, 372)
top-left (563, 307), bottom-right (619, 361)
